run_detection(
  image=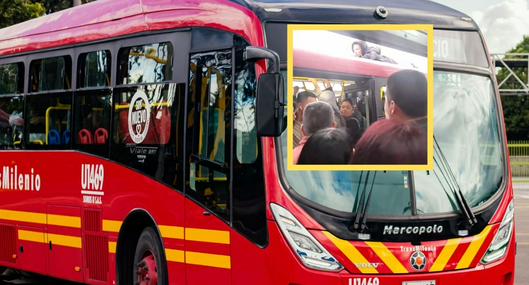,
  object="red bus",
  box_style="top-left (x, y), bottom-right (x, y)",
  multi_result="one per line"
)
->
top-left (0, 1), bottom-right (514, 285)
